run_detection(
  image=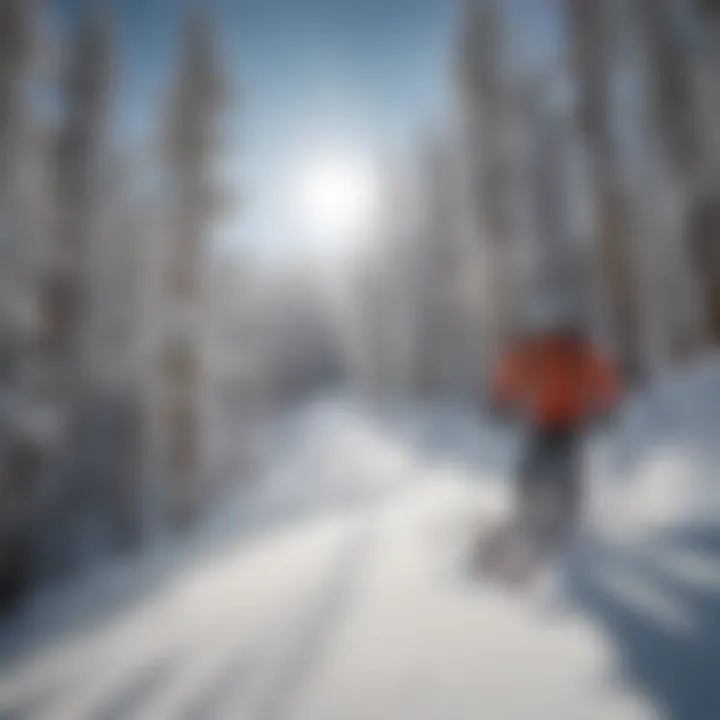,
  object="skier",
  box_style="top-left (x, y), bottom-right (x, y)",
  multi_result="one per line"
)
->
top-left (481, 305), bottom-right (623, 584)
